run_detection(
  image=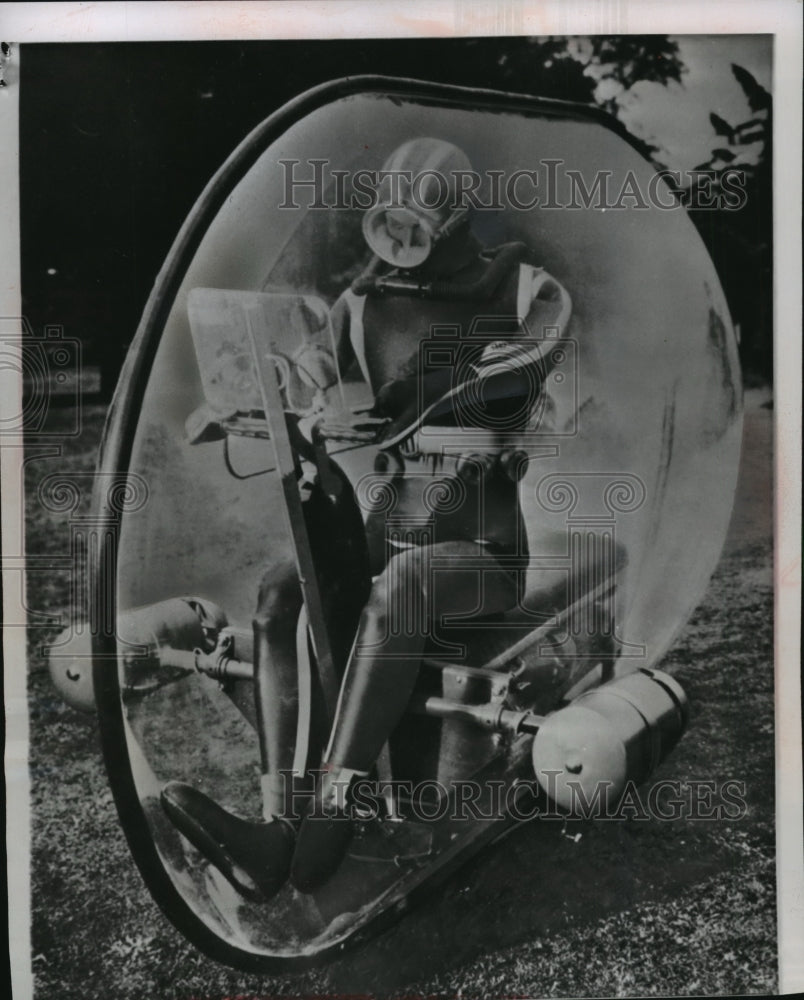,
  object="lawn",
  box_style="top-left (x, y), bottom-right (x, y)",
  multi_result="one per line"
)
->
top-left (23, 391), bottom-right (776, 999)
